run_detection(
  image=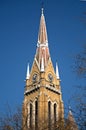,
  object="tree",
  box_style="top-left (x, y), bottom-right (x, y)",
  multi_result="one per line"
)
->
top-left (0, 105), bottom-right (22, 130)
top-left (0, 104), bottom-right (76, 130)
top-left (74, 45), bottom-right (86, 78)
top-left (73, 9), bottom-right (86, 129)
top-left (73, 44), bottom-right (86, 130)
